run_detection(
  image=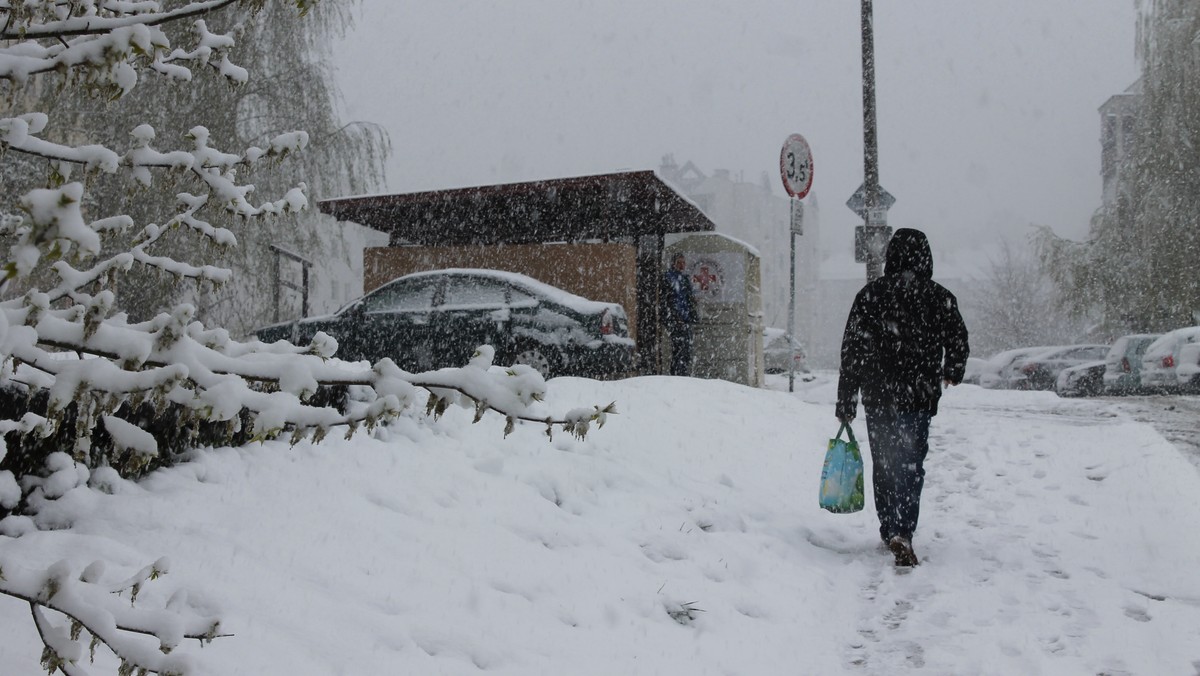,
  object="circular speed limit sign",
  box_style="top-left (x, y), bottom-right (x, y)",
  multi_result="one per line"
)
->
top-left (779, 133), bottom-right (814, 199)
